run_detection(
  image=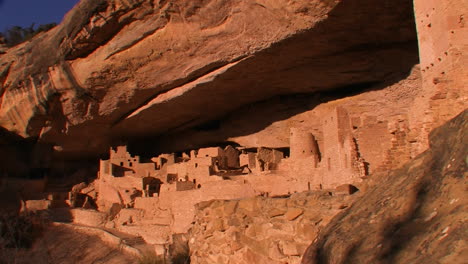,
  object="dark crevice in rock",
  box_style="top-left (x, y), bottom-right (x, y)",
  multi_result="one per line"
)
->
top-left (0, 62), bottom-right (12, 106)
